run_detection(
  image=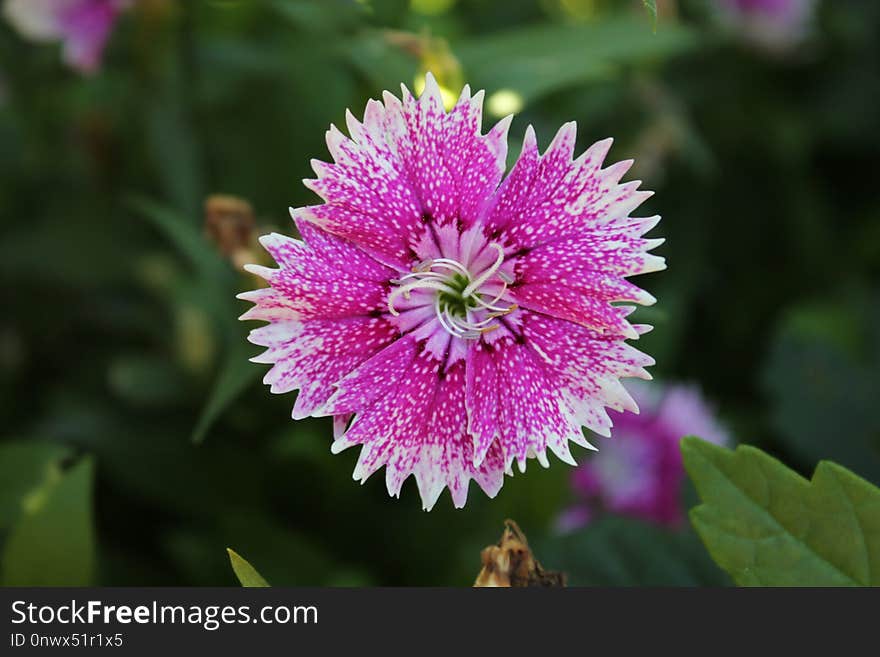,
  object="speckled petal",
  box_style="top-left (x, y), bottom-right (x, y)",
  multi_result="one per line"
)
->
top-left (324, 337), bottom-right (505, 510)
top-left (484, 129), bottom-right (662, 336)
top-left (521, 312), bottom-right (653, 434)
top-left (243, 224), bottom-right (394, 320)
top-left (246, 316), bottom-right (398, 418)
top-left (298, 74), bottom-right (510, 269)
top-left (511, 284), bottom-right (644, 338)
top-left (486, 128), bottom-right (656, 250)
top-left (389, 77), bottom-right (511, 227)
top-left (239, 223), bottom-right (400, 417)
top-left (467, 329), bottom-right (590, 473)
